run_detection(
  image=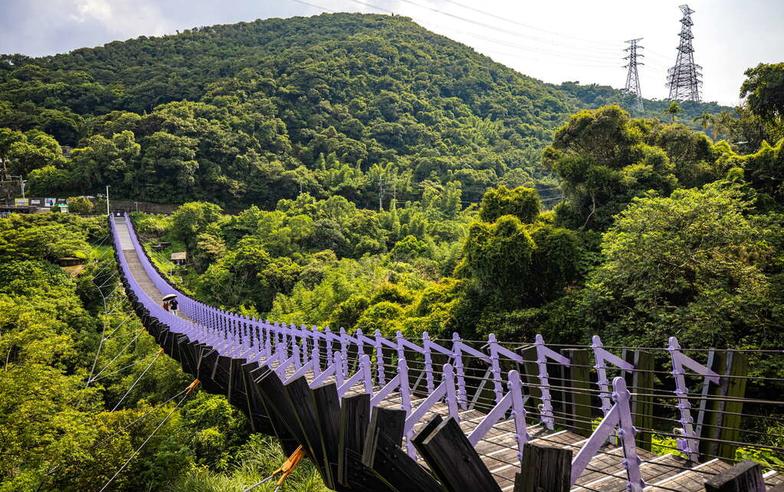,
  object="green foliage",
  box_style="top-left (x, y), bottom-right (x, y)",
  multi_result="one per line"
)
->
top-left (579, 184), bottom-right (780, 348)
top-left (0, 14), bottom-right (726, 209)
top-left (66, 196), bottom-right (95, 214)
top-left (479, 185), bottom-right (541, 223)
top-left (740, 62), bottom-right (784, 121)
